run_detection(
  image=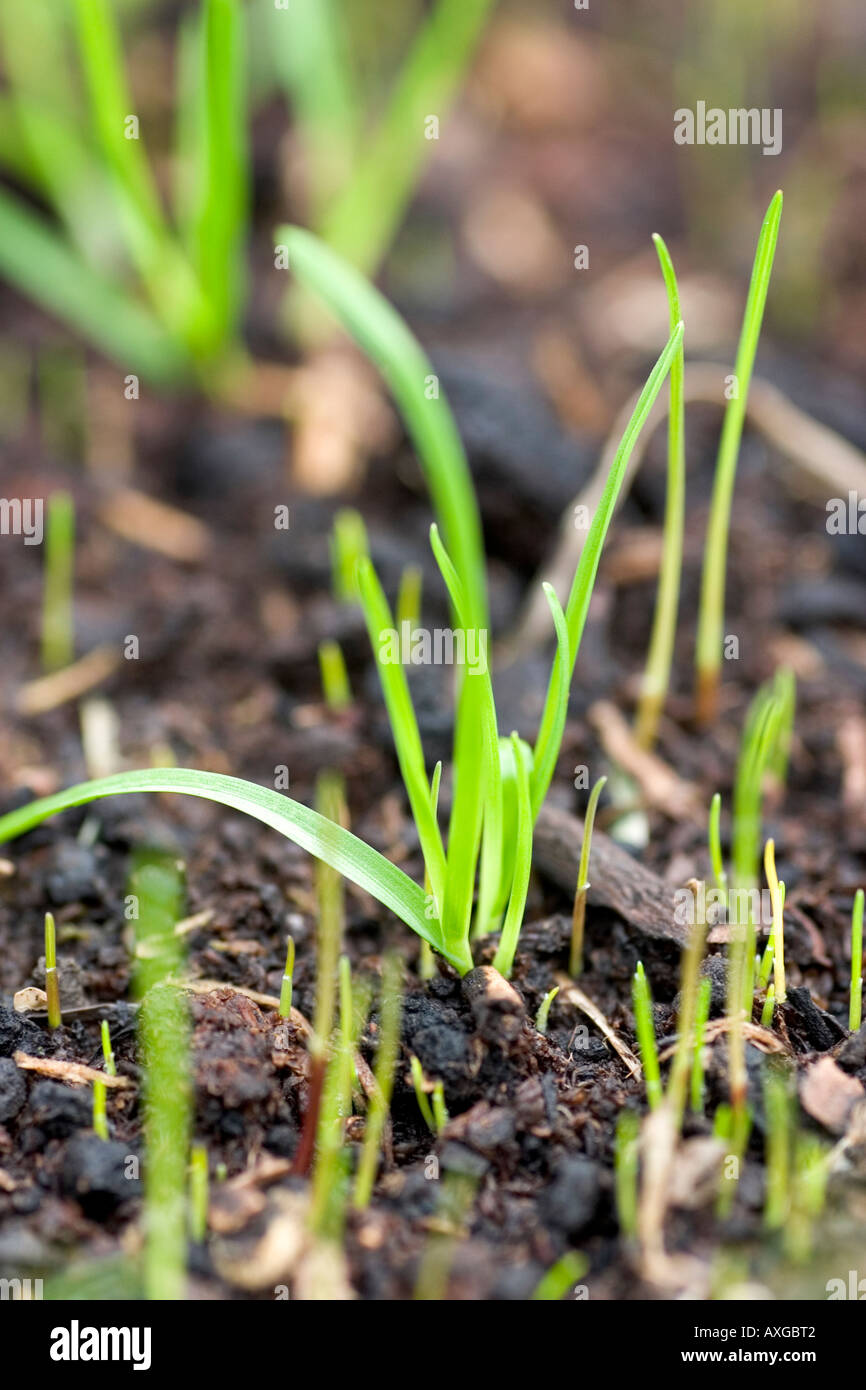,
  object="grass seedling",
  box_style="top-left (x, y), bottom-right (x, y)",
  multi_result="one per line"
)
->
top-left (41, 491), bottom-right (75, 673)
top-left (295, 771), bottom-right (346, 1177)
top-left (731, 669), bottom-right (795, 892)
top-left (695, 191), bottom-right (784, 723)
top-left (764, 839), bottom-right (786, 1005)
top-left (396, 564), bottom-right (423, 636)
top-left (0, 267), bottom-right (682, 985)
top-left (535, 986), bottom-right (559, 1036)
top-left (614, 1109), bottom-right (640, 1241)
top-left (188, 1143), bottom-right (209, 1243)
top-left (131, 849), bottom-right (190, 1301)
top-left (432, 1082), bottom-right (449, 1135)
top-left (786, 1135), bottom-right (829, 1263)
top-left (318, 639), bottom-right (352, 712)
top-left (44, 911), bottom-right (62, 1029)
top-left (632, 962), bottom-right (662, 1110)
top-left (354, 954), bottom-right (403, 1209)
top-left (635, 235), bottom-right (685, 751)
top-left (763, 1063), bottom-right (792, 1230)
top-left (279, 935), bottom-right (295, 1019)
top-left (569, 775), bottom-right (607, 977)
top-left (101, 1019), bottom-right (116, 1077)
top-left (531, 1251), bottom-right (588, 1301)
top-left (410, 1054), bottom-right (436, 1134)
top-left (708, 791), bottom-right (727, 897)
top-left (331, 508), bottom-right (368, 603)
top-left (690, 974), bottom-right (712, 1114)
top-left (310, 956), bottom-right (369, 1239)
top-left (92, 1079), bottom-right (108, 1140)
top-left (667, 881), bottom-right (709, 1126)
top-left (850, 888), bottom-right (863, 1032)
top-left (0, 0), bottom-right (248, 383)
top-left (761, 983), bottom-right (775, 1028)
